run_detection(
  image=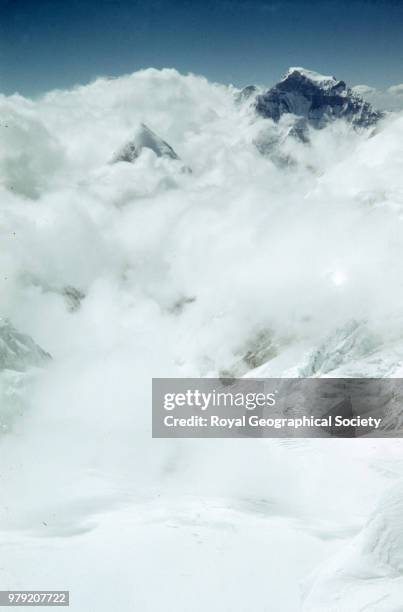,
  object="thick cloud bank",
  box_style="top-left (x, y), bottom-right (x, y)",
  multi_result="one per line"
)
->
top-left (1, 68), bottom-right (403, 611)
